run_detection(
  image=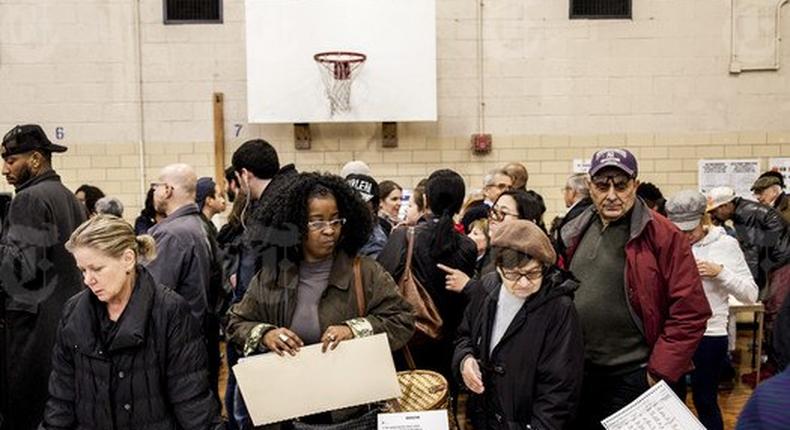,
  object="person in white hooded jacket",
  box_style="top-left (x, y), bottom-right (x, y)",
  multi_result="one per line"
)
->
top-left (667, 190), bottom-right (758, 430)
